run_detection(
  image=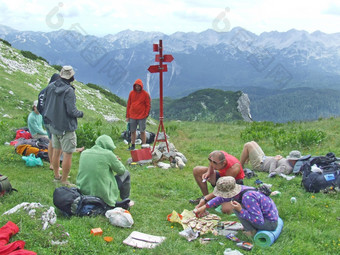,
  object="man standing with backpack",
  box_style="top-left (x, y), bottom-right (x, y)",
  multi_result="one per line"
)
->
top-left (43, 66), bottom-right (83, 186)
